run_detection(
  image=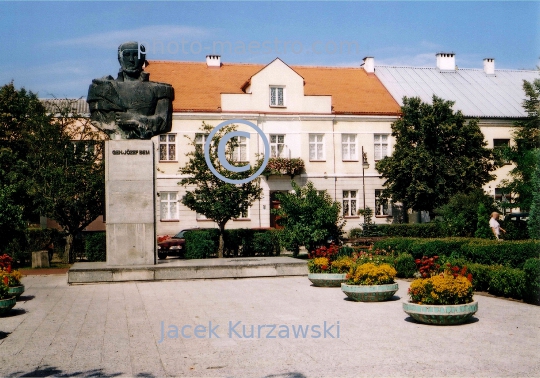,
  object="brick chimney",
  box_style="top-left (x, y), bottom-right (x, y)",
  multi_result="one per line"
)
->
top-left (436, 53), bottom-right (456, 71)
top-left (206, 55), bottom-right (221, 68)
top-left (362, 57), bottom-right (375, 73)
top-left (483, 58), bottom-right (495, 75)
